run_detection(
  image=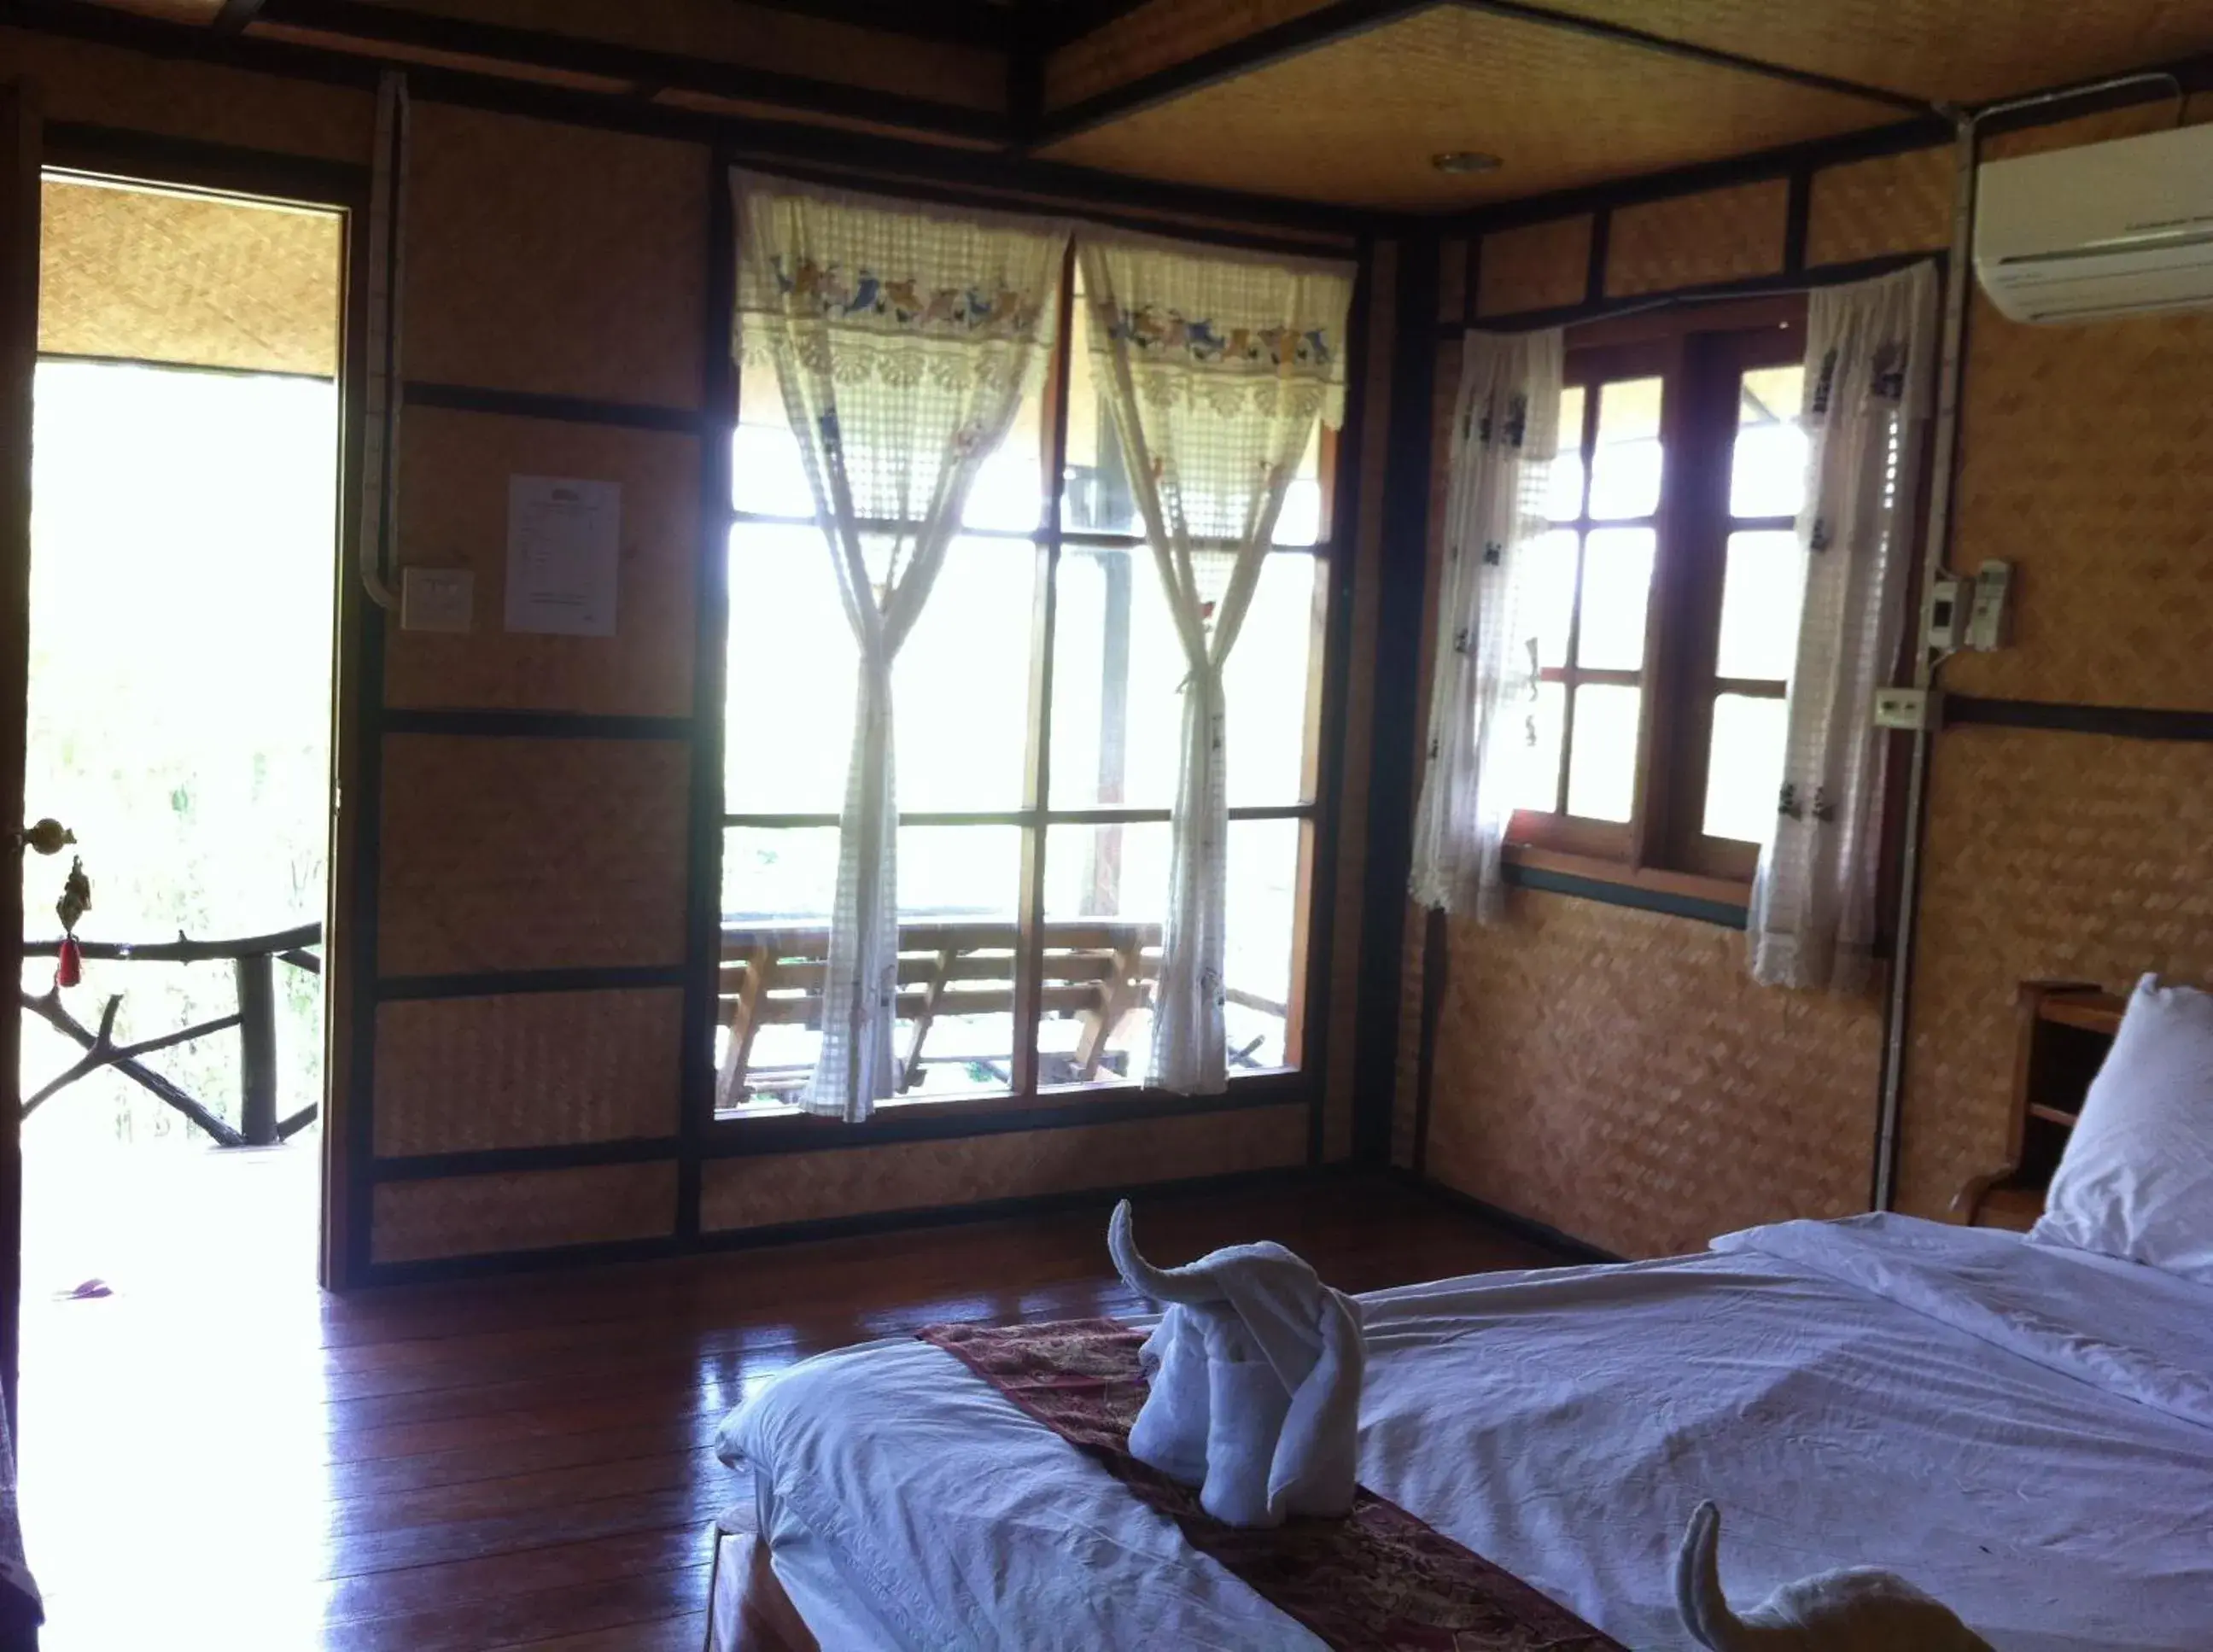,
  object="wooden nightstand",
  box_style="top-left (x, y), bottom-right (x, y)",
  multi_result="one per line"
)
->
top-left (1953, 981), bottom-right (2123, 1230)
